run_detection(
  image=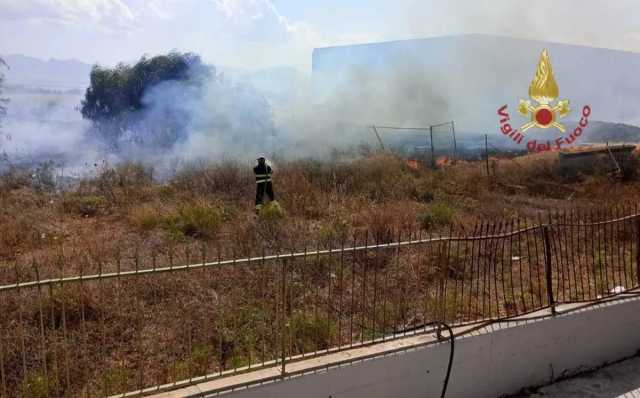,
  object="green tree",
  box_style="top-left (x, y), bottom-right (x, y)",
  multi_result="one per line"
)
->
top-left (81, 52), bottom-right (210, 149)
